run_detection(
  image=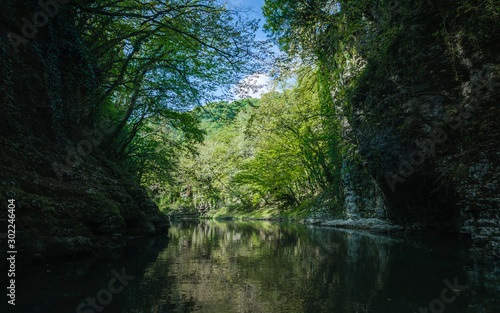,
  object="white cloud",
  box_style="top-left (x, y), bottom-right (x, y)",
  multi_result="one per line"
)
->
top-left (234, 73), bottom-right (272, 99)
